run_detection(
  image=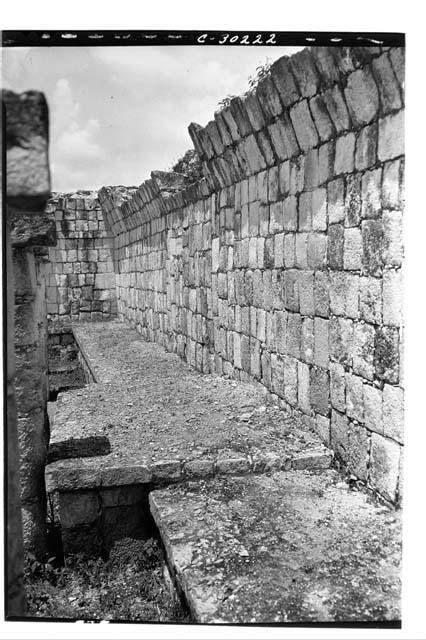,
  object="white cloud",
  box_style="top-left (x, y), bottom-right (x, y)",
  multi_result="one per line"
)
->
top-left (50, 78), bottom-right (104, 189)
